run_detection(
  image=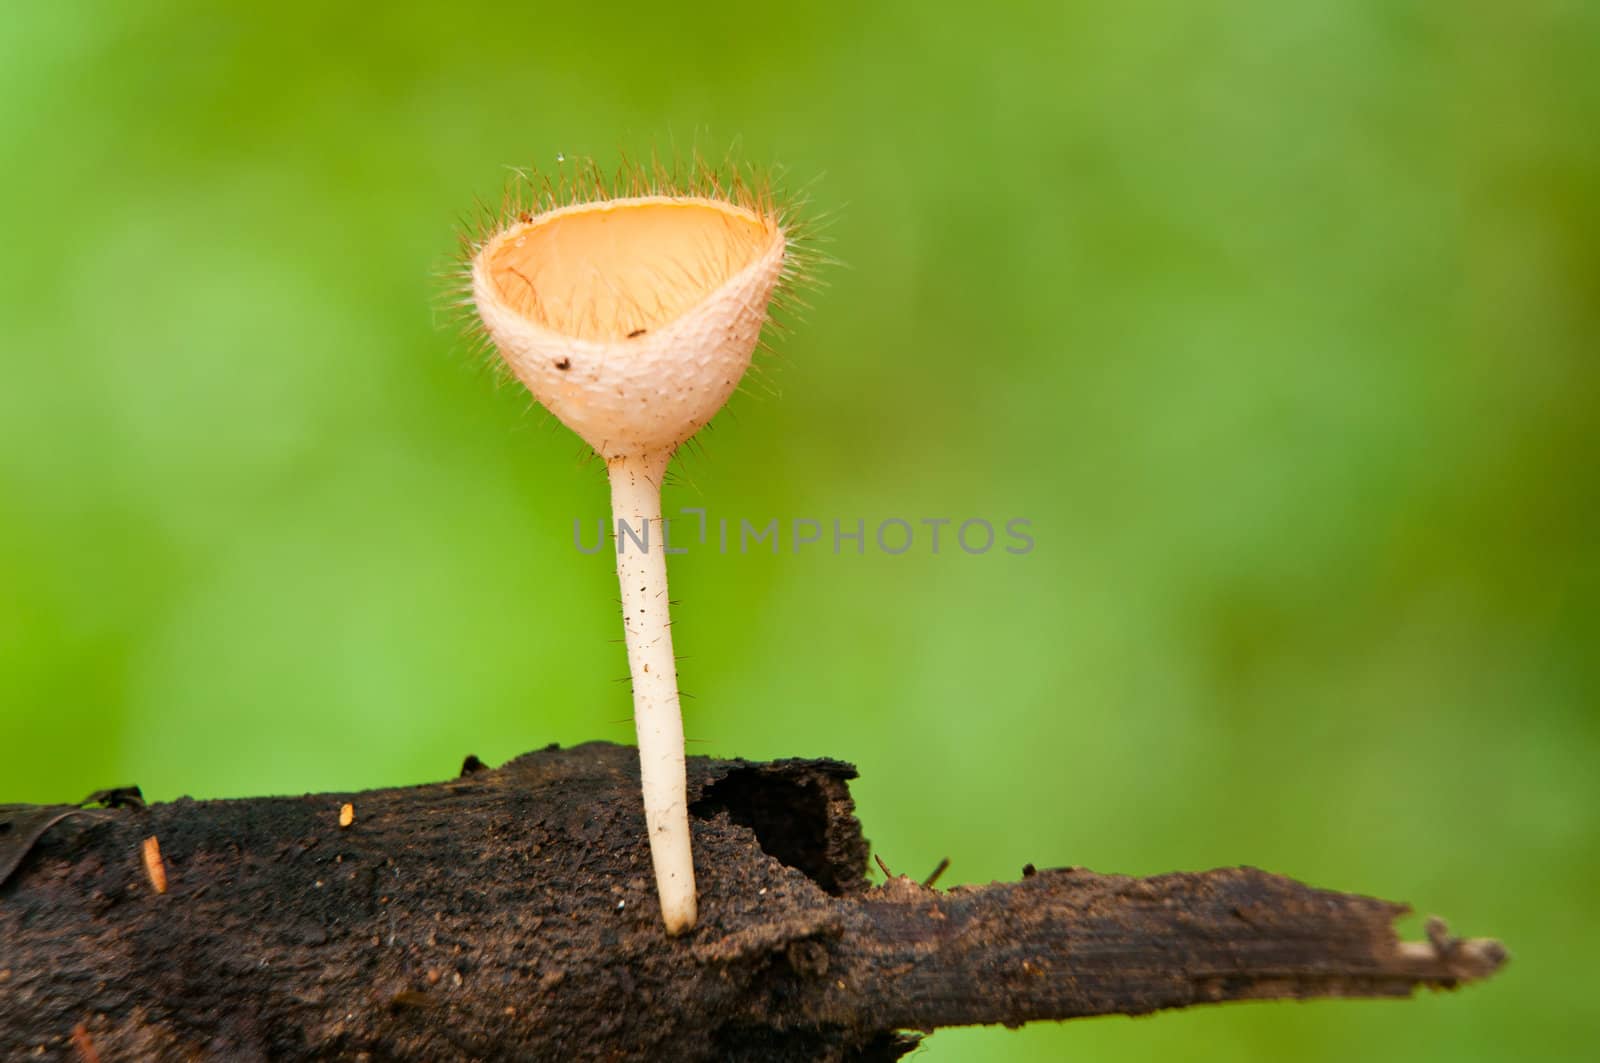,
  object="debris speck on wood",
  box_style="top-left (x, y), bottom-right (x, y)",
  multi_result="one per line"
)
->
top-left (141, 836), bottom-right (166, 894)
top-left (70, 1022), bottom-right (100, 1063)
